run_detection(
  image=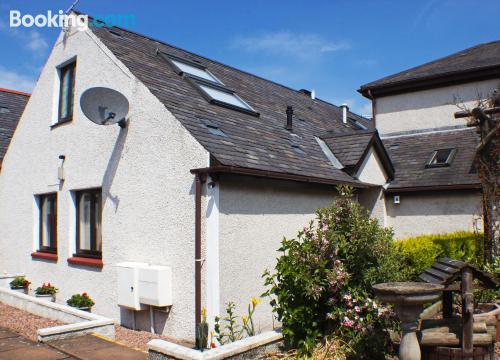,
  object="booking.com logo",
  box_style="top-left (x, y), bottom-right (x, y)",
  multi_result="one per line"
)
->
top-left (9, 10), bottom-right (136, 31)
